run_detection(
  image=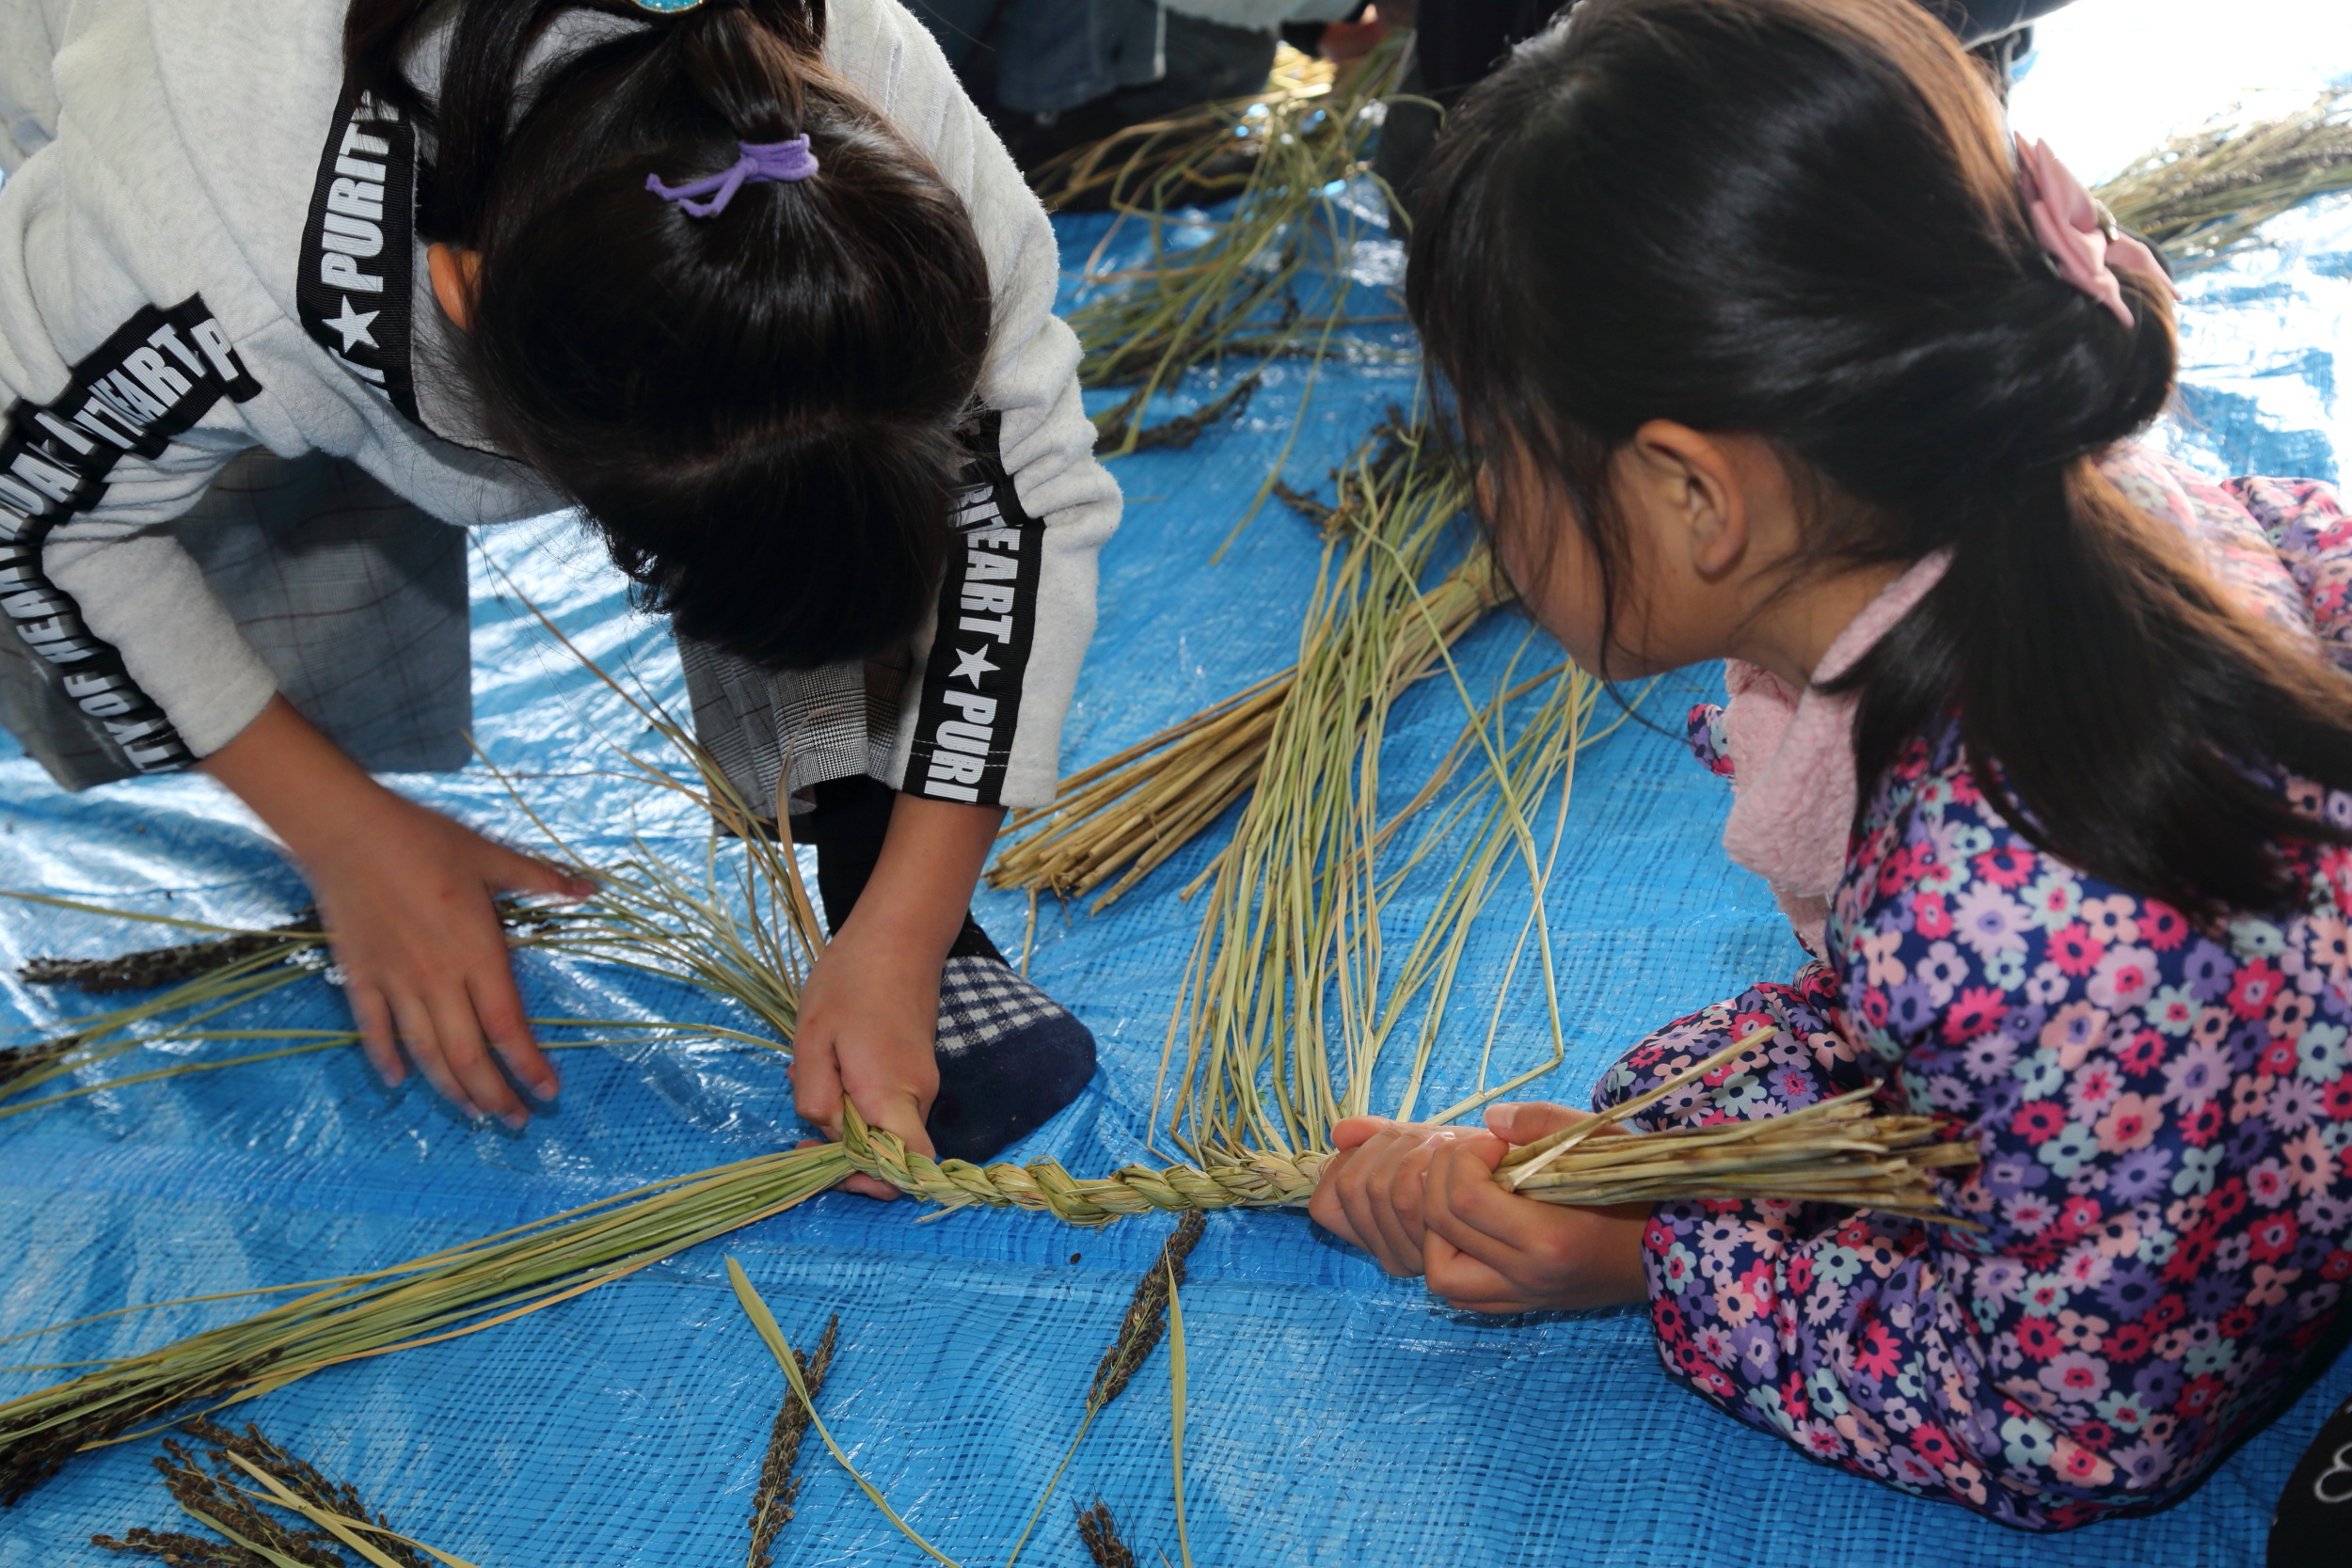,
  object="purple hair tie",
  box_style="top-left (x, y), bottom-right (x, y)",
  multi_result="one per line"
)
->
top-left (645, 135), bottom-right (818, 217)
